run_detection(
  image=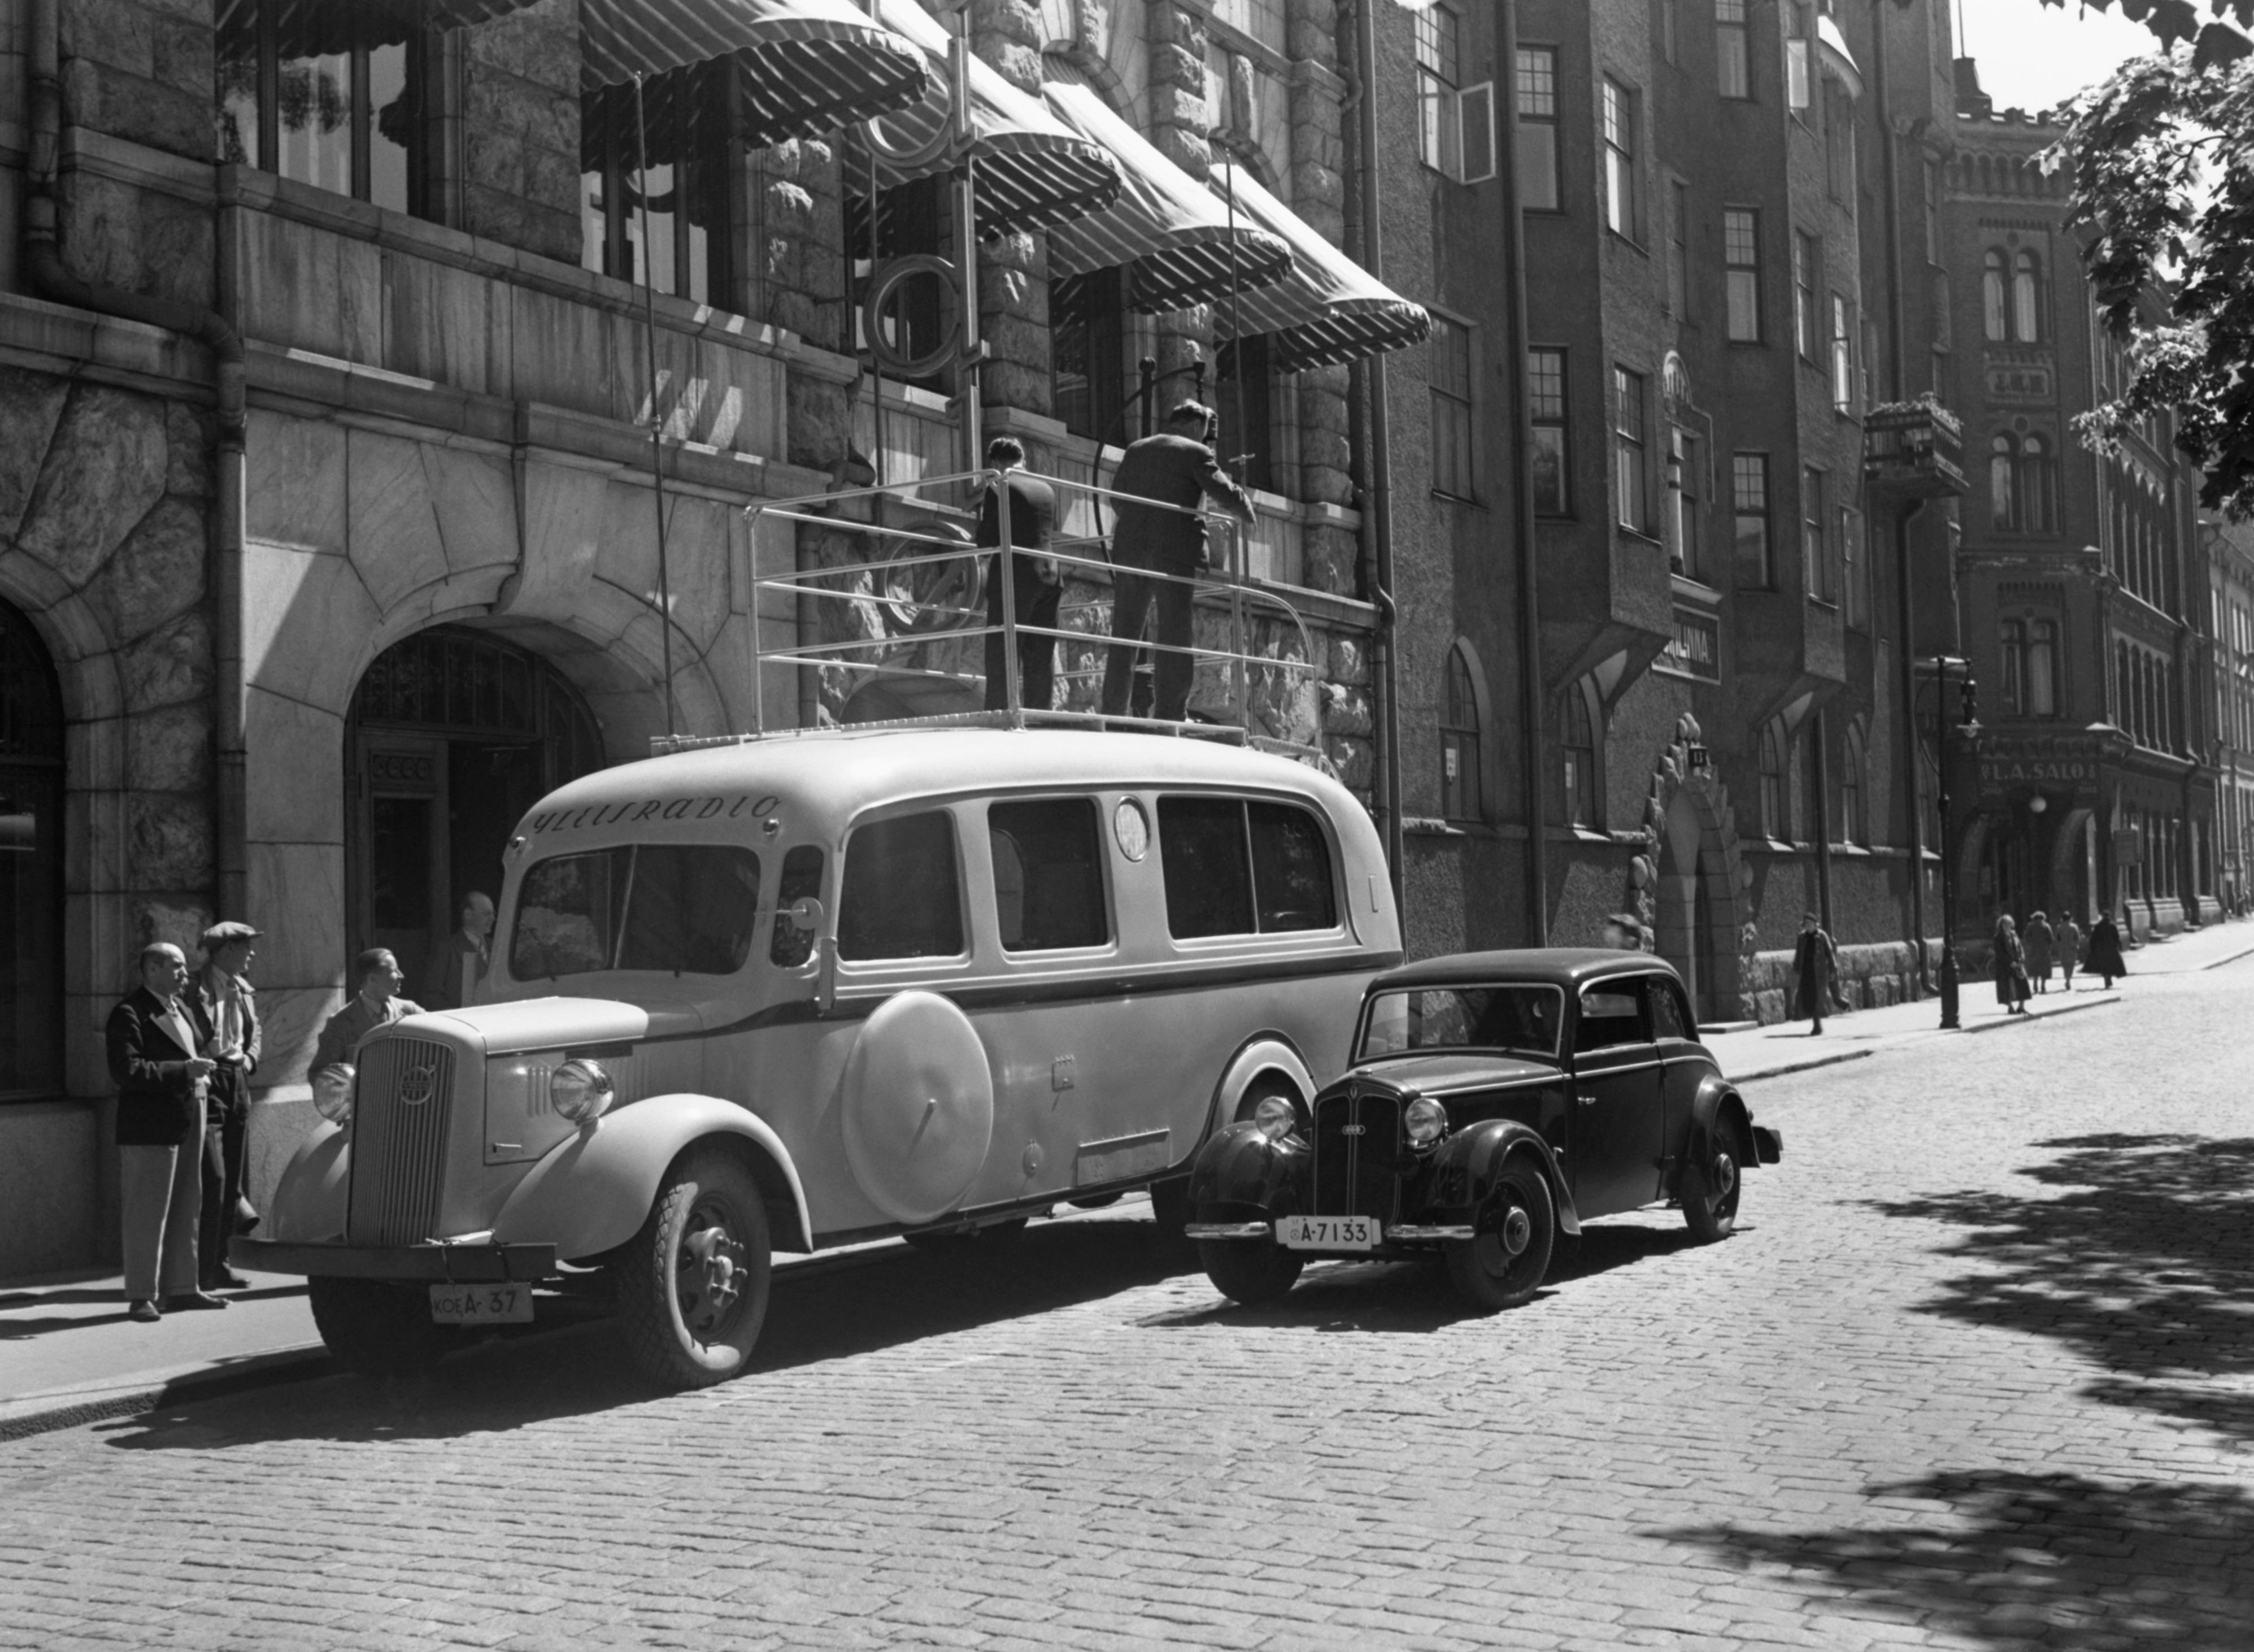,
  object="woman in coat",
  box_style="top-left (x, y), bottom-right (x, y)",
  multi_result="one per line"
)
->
top-left (2085, 910), bottom-right (2129, 988)
top-left (2023, 911), bottom-right (2056, 994)
top-left (1992, 915), bottom-right (2030, 1014)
